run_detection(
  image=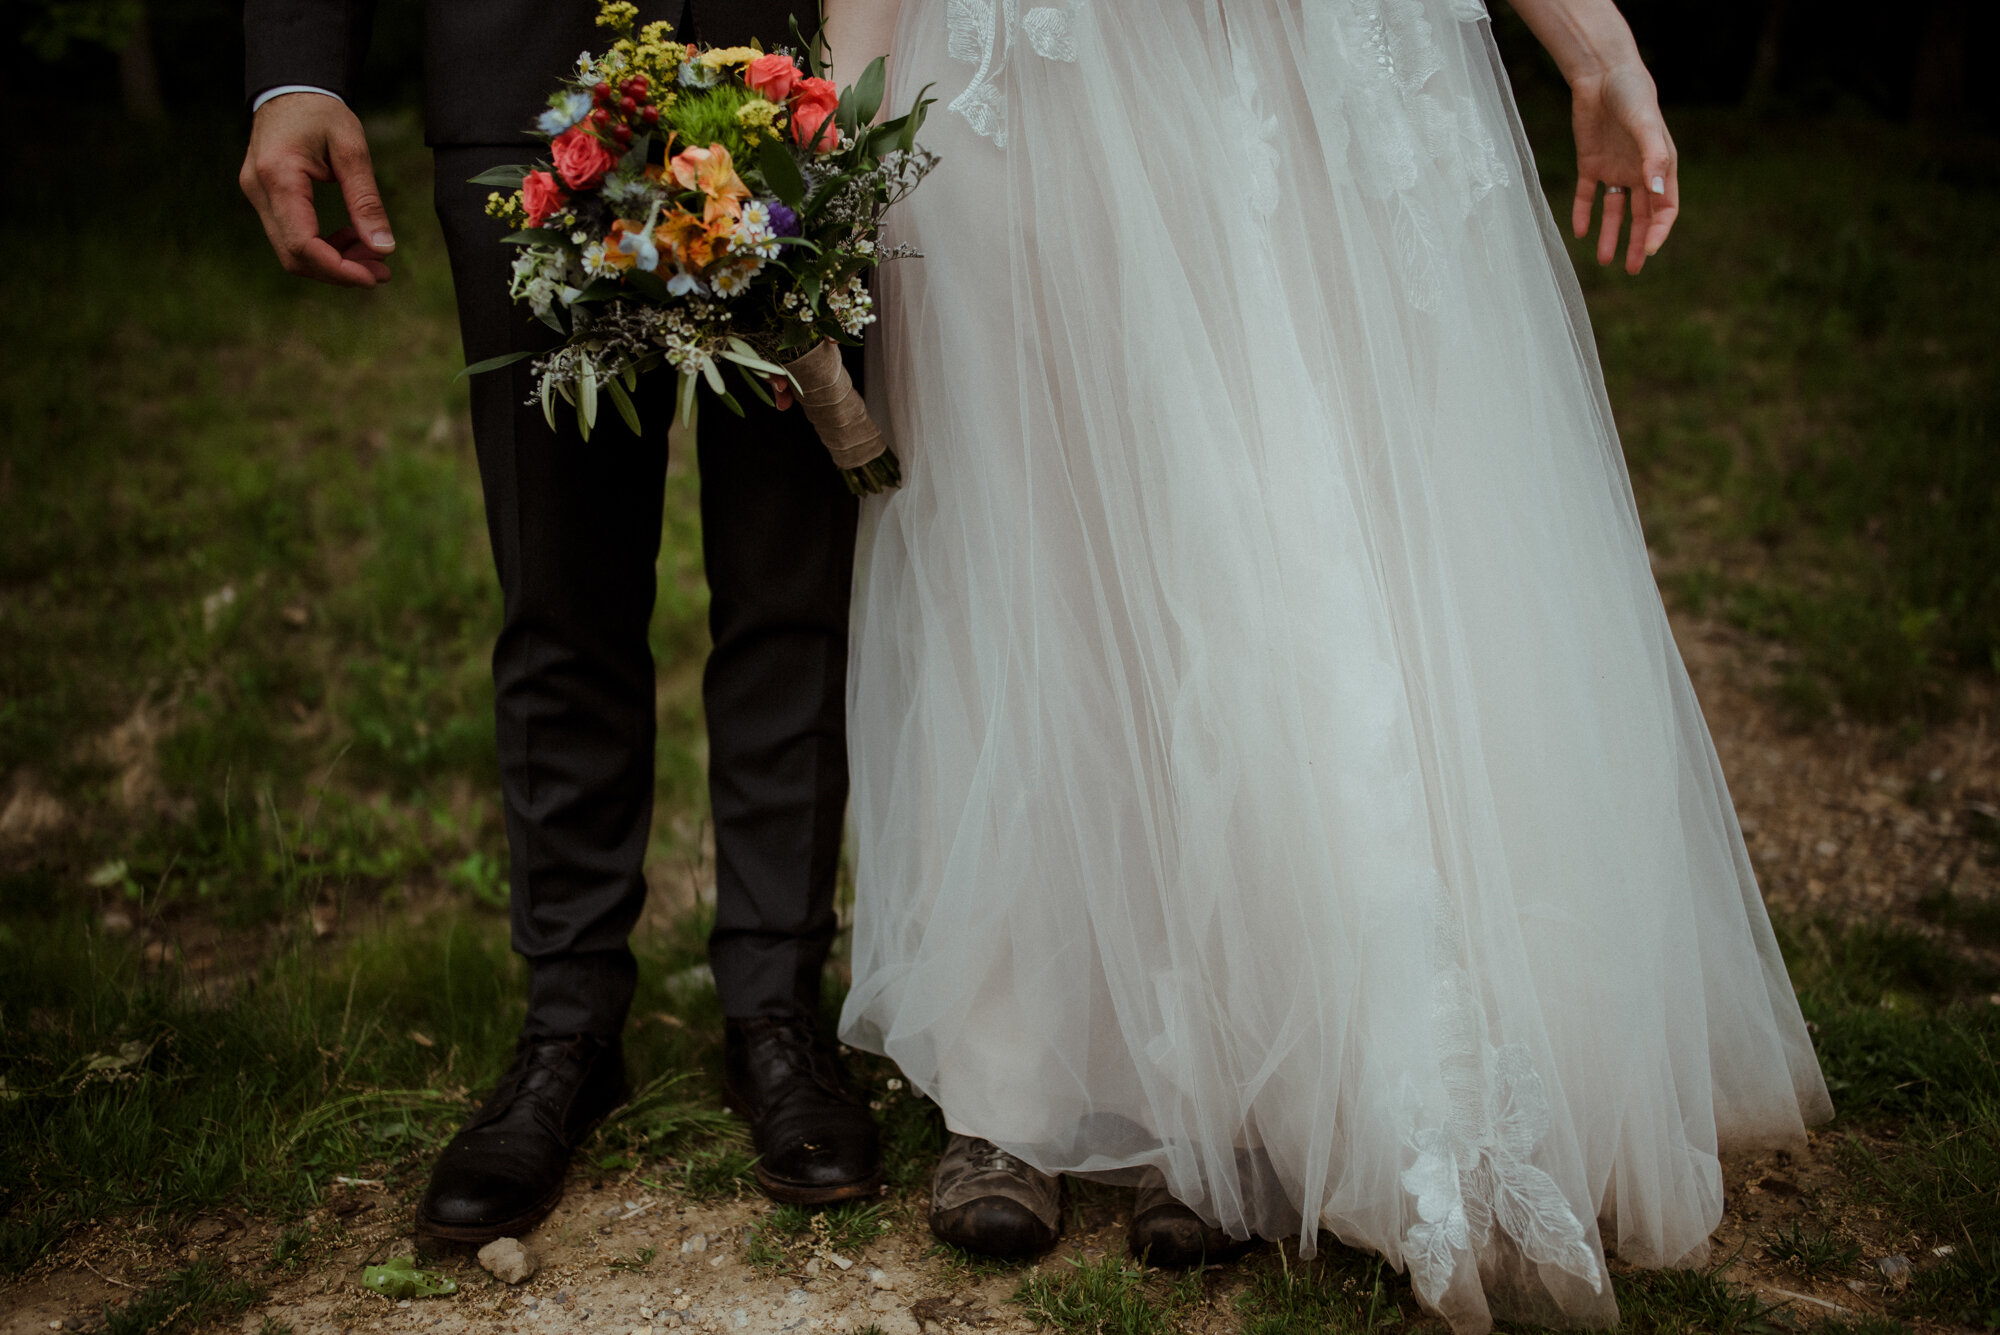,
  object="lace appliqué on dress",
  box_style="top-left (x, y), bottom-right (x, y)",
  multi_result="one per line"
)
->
top-left (1400, 967), bottom-right (1605, 1313)
top-left (945, 0), bottom-right (1084, 145)
top-left (1308, 0), bottom-right (1509, 311)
